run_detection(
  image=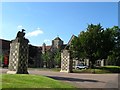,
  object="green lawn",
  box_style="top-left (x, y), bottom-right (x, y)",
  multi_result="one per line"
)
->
top-left (73, 66), bottom-right (120, 74)
top-left (98, 66), bottom-right (120, 73)
top-left (29, 66), bottom-right (120, 74)
top-left (28, 68), bottom-right (61, 72)
top-left (1, 74), bottom-right (76, 89)
top-left (73, 68), bottom-right (110, 74)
